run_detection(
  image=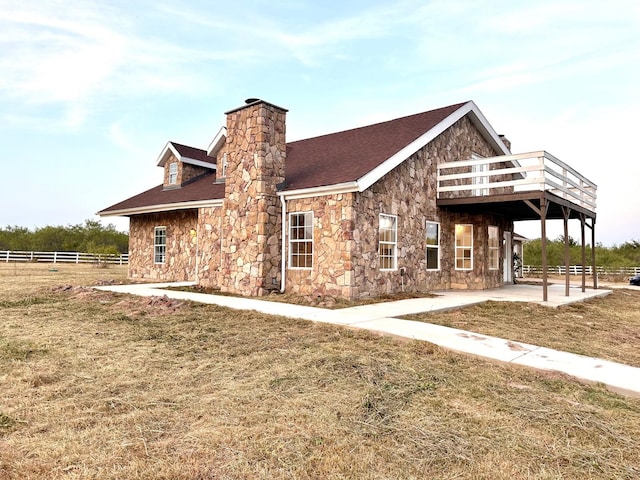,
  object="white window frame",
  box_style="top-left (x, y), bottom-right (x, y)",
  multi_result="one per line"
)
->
top-left (289, 211), bottom-right (313, 270)
top-left (488, 225), bottom-right (500, 270)
top-left (455, 224), bottom-right (473, 271)
top-left (426, 221), bottom-right (440, 271)
top-left (379, 213), bottom-right (398, 271)
top-left (154, 226), bottom-right (166, 264)
top-left (168, 162), bottom-right (178, 185)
